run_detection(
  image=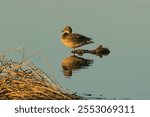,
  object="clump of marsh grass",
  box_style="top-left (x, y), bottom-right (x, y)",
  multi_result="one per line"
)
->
top-left (0, 48), bottom-right (81, 100)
